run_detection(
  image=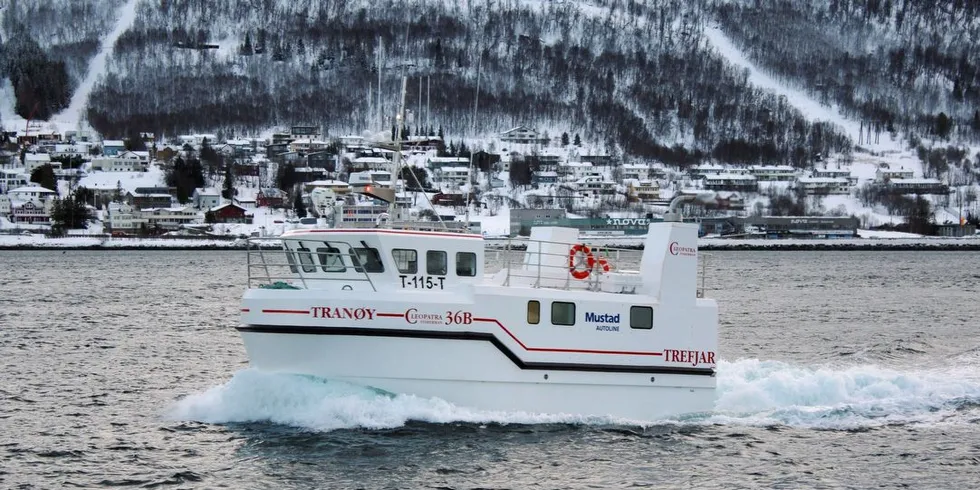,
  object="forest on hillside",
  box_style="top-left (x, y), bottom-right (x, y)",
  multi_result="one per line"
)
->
top-left (9, 0), bottom-right (977, 166)
top-left (0, 0), bottom-right (126, 118)
top-left (715, 0), bottom-right (980, 144)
